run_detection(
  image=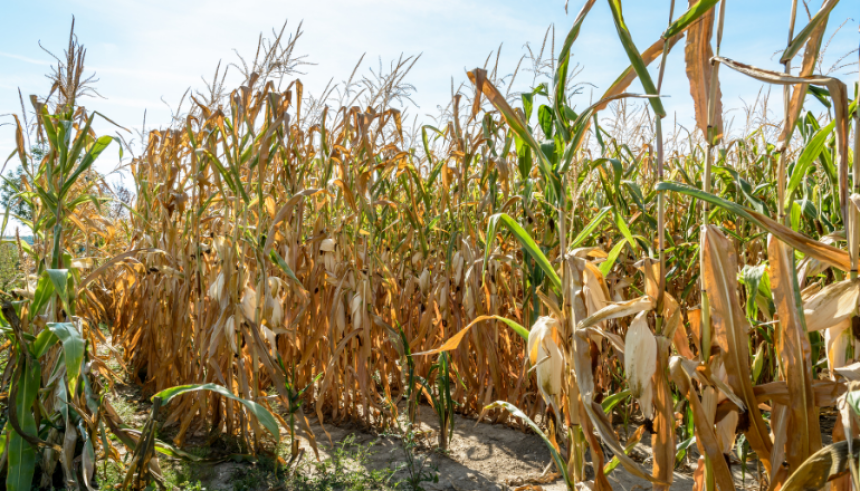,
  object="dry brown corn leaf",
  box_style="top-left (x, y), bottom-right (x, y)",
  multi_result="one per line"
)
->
top-left (702, 225), bottom-right (773, 473)
top-left (669, 356), bottom-right (736, 491)
top-left (768, 236), bottom-right (821, 470)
